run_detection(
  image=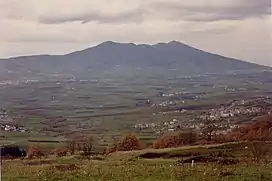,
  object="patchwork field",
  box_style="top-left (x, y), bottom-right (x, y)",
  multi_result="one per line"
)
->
top-left (1, 71), bottom-right (271, 149)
